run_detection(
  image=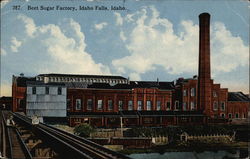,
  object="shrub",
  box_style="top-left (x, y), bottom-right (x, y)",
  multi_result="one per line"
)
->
top-left (74, 123), bottom-right (95, 137)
